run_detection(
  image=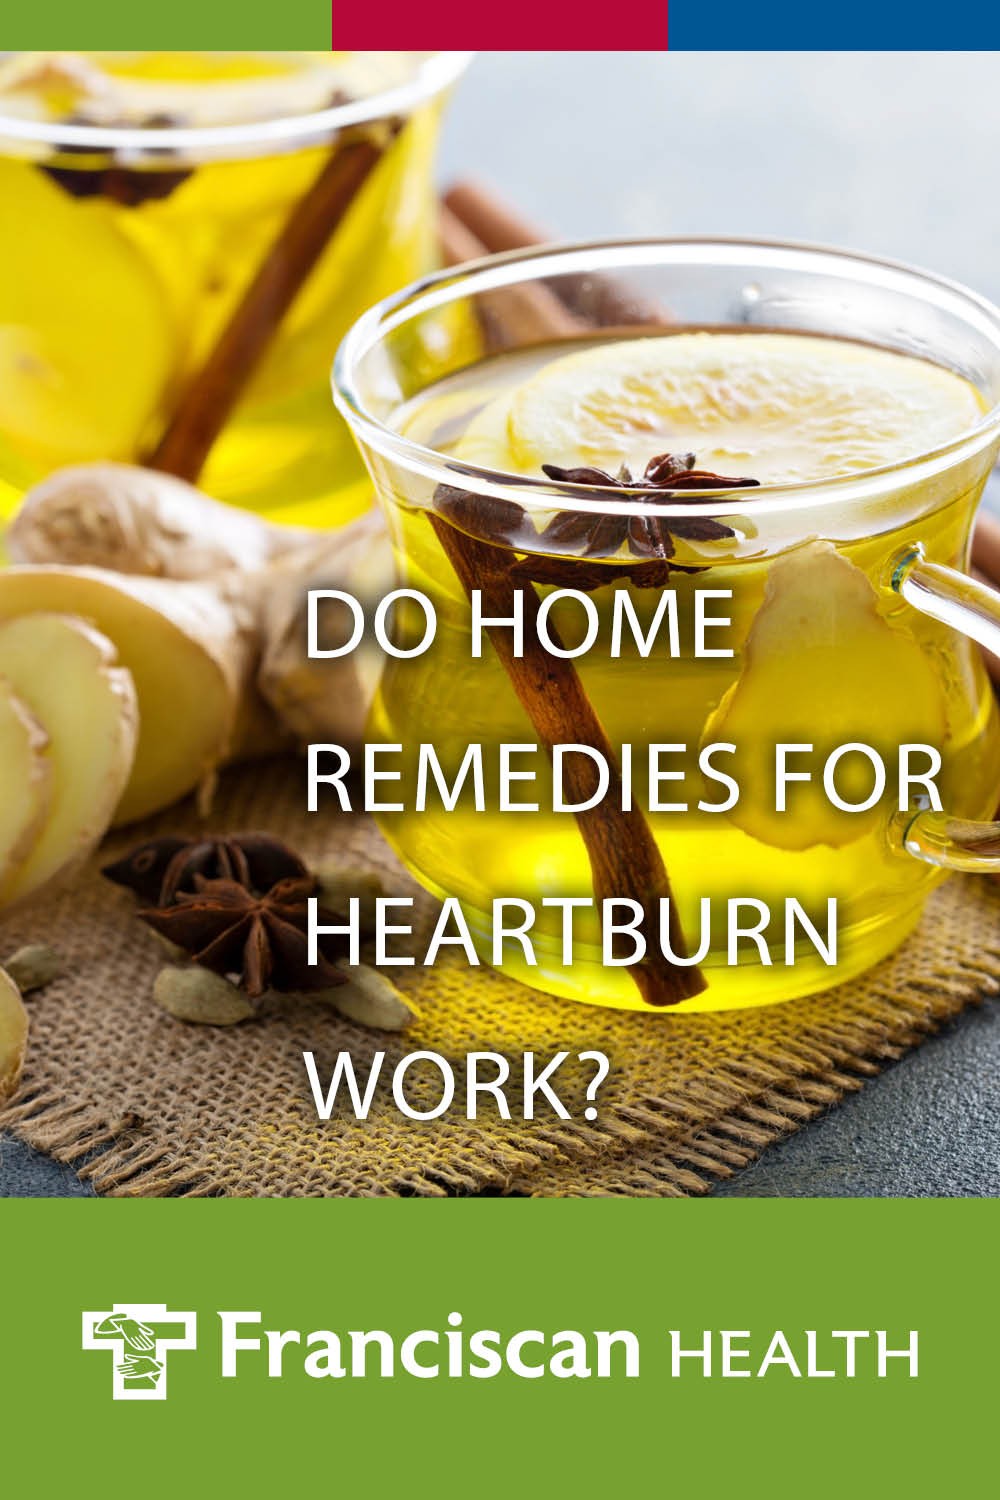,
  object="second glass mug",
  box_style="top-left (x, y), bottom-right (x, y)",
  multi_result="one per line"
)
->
top-left (0, 50), bottom-right (469, 525)
top-left (334, 239), bottom-right (1000, 1013)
